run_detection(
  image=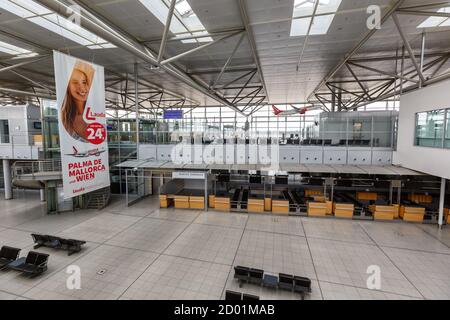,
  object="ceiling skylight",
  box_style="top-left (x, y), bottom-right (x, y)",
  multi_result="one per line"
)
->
top-left (290, 0), bottom-right (342, 36)
top-left (139, 0), bottom-right (213, 44)
top-left (0, 0), bottom-right (116, 49)
top-left (0, 40), bottom-right (38, 58)
top-left (417, 7), bottom-right (450, 28)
